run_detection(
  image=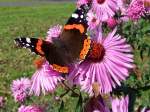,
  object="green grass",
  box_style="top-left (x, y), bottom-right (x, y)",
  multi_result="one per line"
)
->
top-left (0, 3), bottom-right (77, 112)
